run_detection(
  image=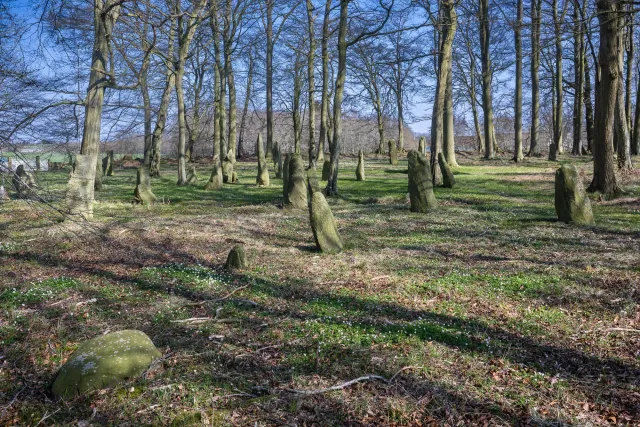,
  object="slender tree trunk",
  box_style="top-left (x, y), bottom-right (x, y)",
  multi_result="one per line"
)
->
top-left (227, 61), bottom-right (237, 163)
top-left (376, 96), bottom-right (385, 151)
top-left (443, 65), bottom-right (457, 166)
top-left (588, 0), bottom-right (621, 195)
top-left (572, 1), bottom-right (584, 155)
top-left (317, 0), bottom-right (331, 163)
top-left (293, 53), bottom-right (303, 155)
top-left (625, 9), bottom-right (633, 135)
top-left (529, 0), bottom-right (541, 156)
top-left (211, 5), bottom-right (222, 162)
top-left (551, 0), bottom-right (563, 159)
top-left (306, 0), bottom-right (316, 166)
top-left (584, 50), bottom-right (595, 153)
top-left (176, 64), bottom-right (187, 185)
top-left (480, 0), bottom-right (494, 159)
top-left (513, 0), bottom-right (524, 162)
top-left (396, 60), bottom-right (404, 152)
top-left (615, 29), bottom-right (633, 170)
top-left (239, 48), bottom-right (253, 158)
top-left (266, 0), bottom-right (274, 160)
top-left (632, 58), bottom-right (640, 155)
